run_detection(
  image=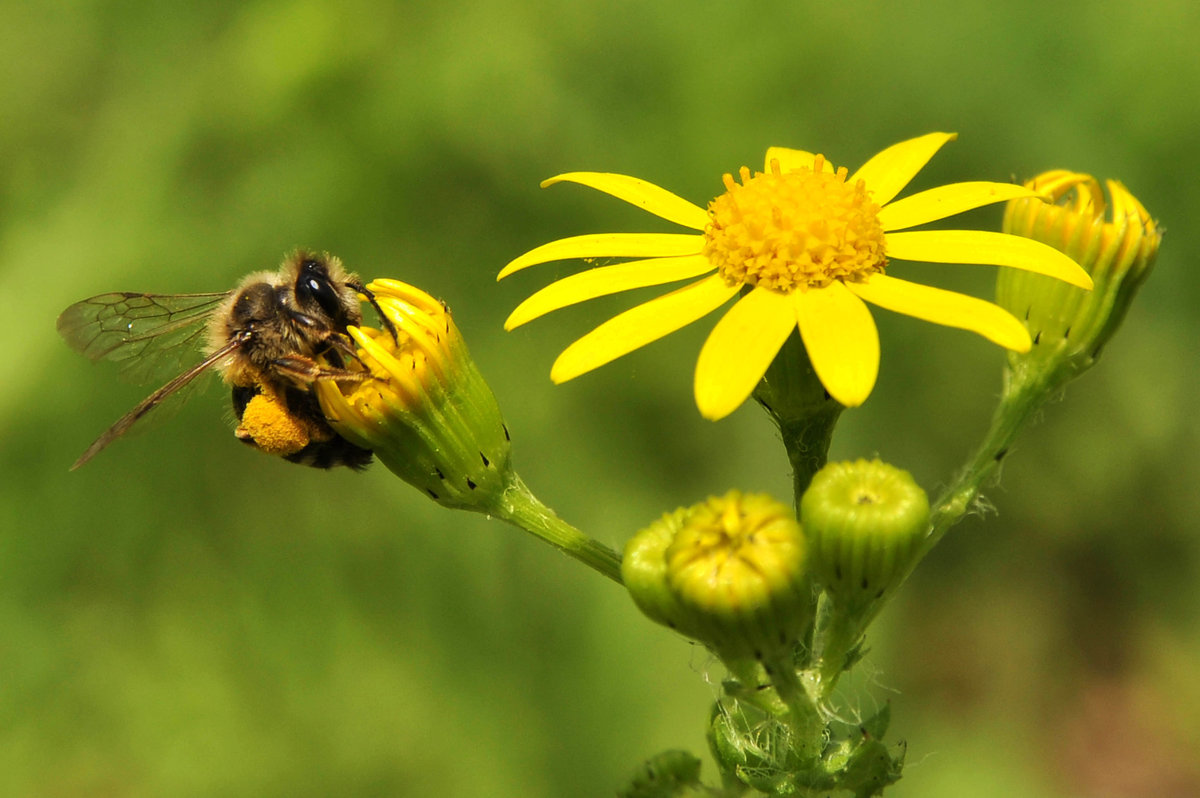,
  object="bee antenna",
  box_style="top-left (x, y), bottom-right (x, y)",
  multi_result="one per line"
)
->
top-left (349, 280), bottom-right (400, 344)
